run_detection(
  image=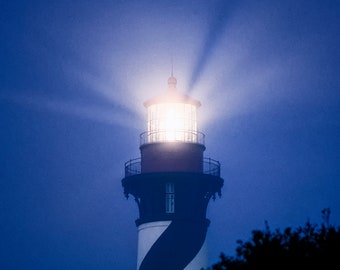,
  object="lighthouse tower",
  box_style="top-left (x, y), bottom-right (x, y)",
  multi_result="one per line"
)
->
top-left (122, 74), bottom-right (223, 270)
